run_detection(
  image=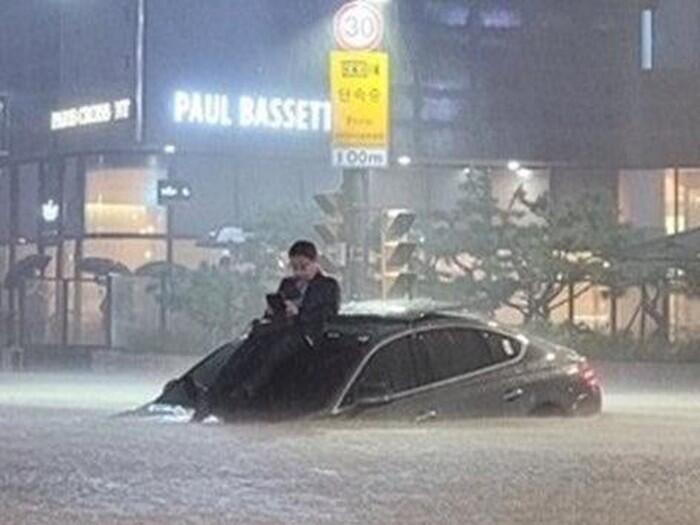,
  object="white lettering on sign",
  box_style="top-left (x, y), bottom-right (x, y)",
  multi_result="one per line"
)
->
top-left (51, 99), bottom-right (132, 131)
top-left (114, 99), bottom-right (132, 120)
top-left (173, 91), bottom-right (331, 133)
top-left (174, 91), bottom-right (234, 126)
top-left (238, 96), bottom-right (331, 132)
top-left (333, 147), bottom-right (388, 168)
